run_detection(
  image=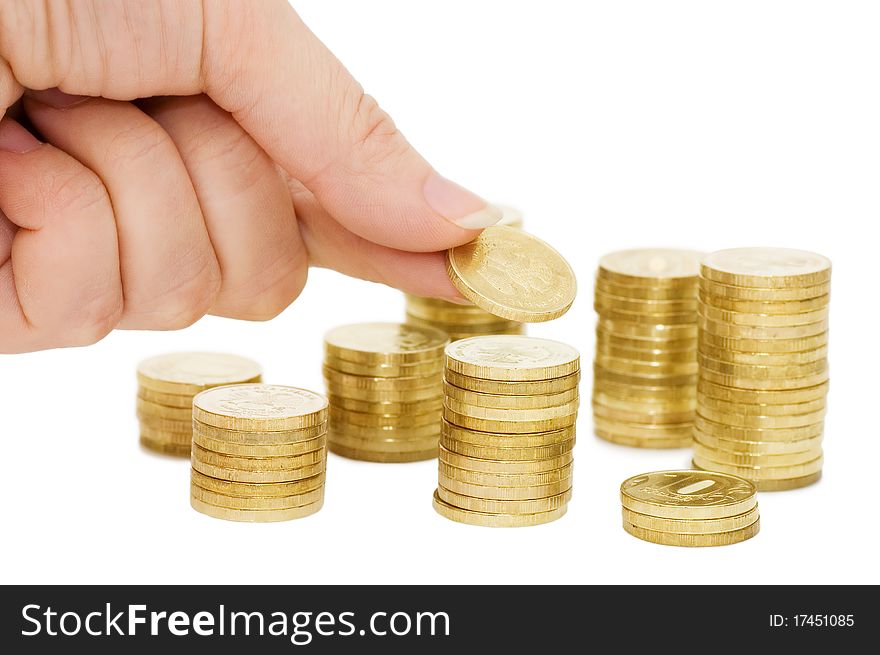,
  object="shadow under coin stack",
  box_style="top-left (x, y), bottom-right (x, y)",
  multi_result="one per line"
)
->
top-left (136, 353), bottom-right (262, 456)
top-left (434, 335), bottom-right (580, 527)
top-left (620, 470), bottom-right (760, 547)
top-left (694, 248), bottom-right (831, 491)
top-left (405, 206), bottom-right (526, 340)
top-left (190, 384), bottom-right (328, 522)
top-left (323, 323), bottom-right (449, 462)
top-left (592, 249), bottom-right (703, 448)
